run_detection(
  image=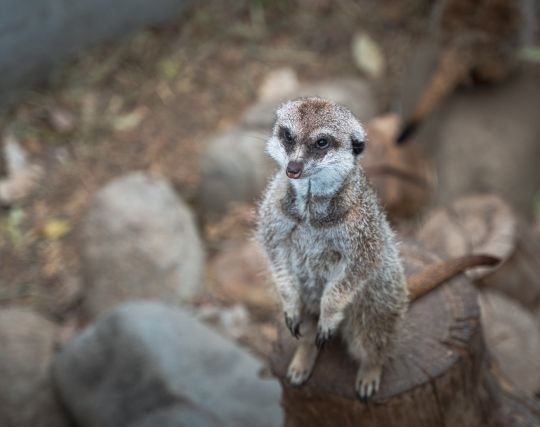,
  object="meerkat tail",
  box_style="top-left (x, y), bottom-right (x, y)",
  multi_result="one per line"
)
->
top-left (407, 254), bottom-right (500, 300)
top-left (396, 46), bottom-right (472, 145)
